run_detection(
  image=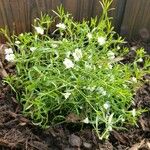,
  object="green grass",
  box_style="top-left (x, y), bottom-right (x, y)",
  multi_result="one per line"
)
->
top-left (1, 0), bottom-right (150, 139)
